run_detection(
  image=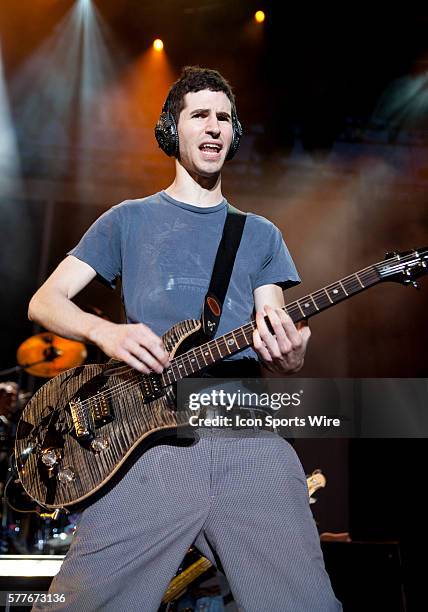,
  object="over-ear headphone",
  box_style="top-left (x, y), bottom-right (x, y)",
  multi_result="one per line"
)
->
top-left (155, 92), bottom-right (243, 161)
